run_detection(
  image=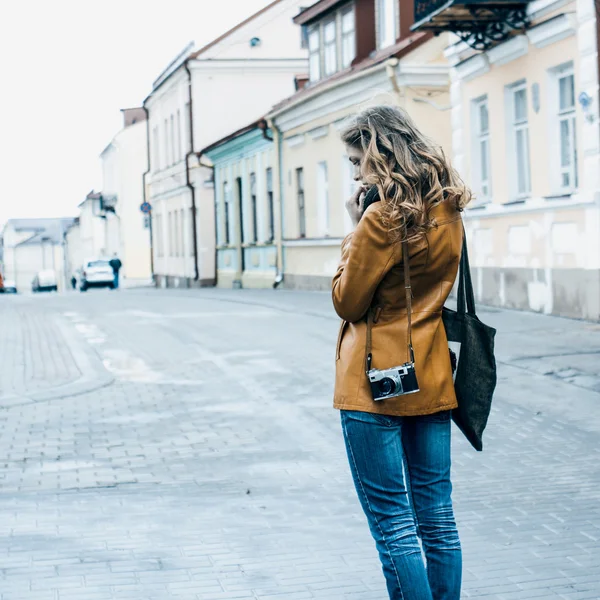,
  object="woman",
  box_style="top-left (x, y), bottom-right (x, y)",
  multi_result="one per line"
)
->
top-left (333, 105), bottom-right (471, 600)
